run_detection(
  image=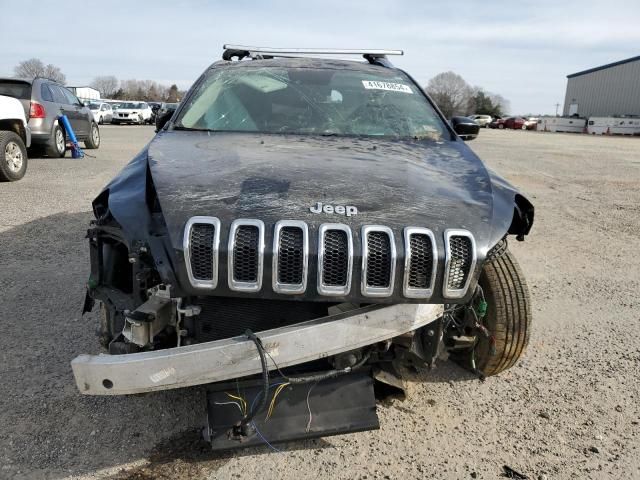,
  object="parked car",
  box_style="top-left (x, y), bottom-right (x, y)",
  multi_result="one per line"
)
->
top-left (488, 117), bottom-right (505, 129)
top-left (88, 102), bottom-right (113, 125)
top-left (498, 117), bottom-right (529, 130)
top-left (112, 102), bottom-right (153, 125)
top-left (72, 46), bottom-right (534, 451)
top-left (469, 114), bottom-right (492, 127)
top-left (154, 102), bottom-right (179, 130)
top-left (0, 94), bottom-right (30, 181)
top-left (0, 77), bottom-right (100, 157)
